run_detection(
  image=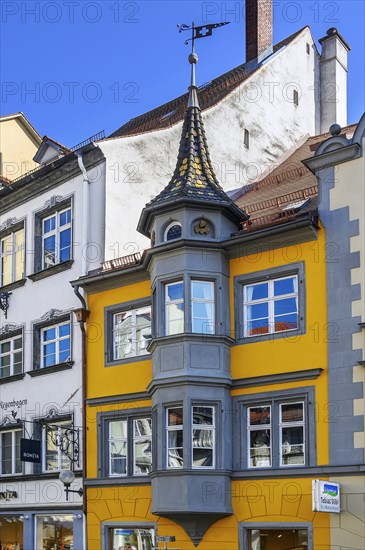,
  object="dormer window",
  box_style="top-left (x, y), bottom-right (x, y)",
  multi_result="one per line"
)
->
top-left (165, 222), bottom-right (182, 241)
